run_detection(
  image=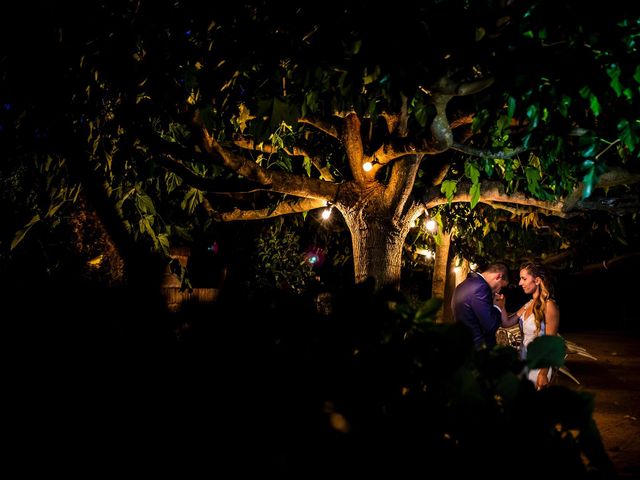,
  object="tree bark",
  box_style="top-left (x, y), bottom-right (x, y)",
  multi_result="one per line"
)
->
top-left (432, 230), bottom-right (451, 323)
top-left (444, 257), bottom-right (461, 324)
top-left (343, 213), bottom-right (407, 290)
